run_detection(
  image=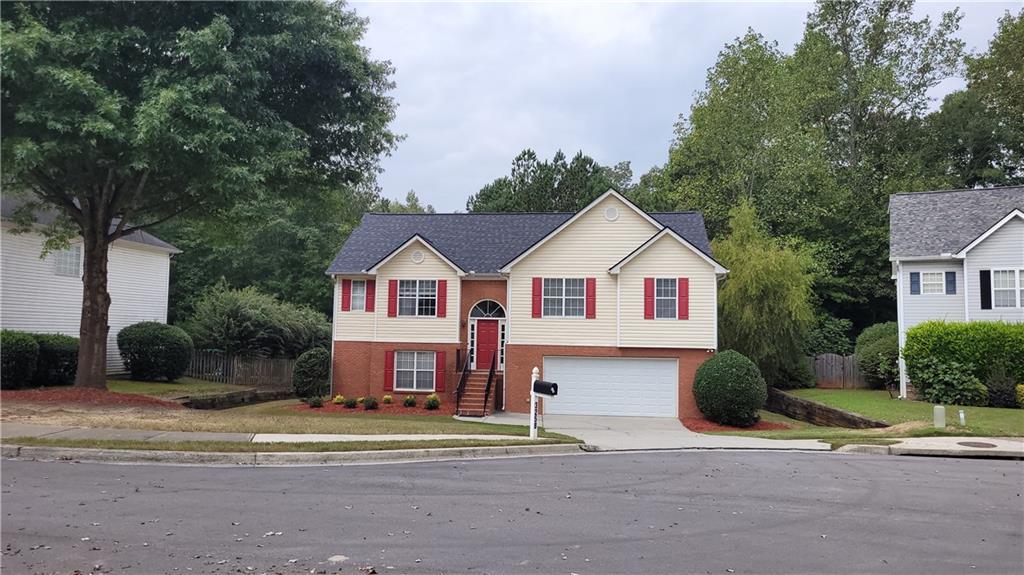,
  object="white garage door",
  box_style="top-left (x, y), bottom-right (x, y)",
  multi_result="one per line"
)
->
top-left (542, 357), bottom-right (678, 417)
